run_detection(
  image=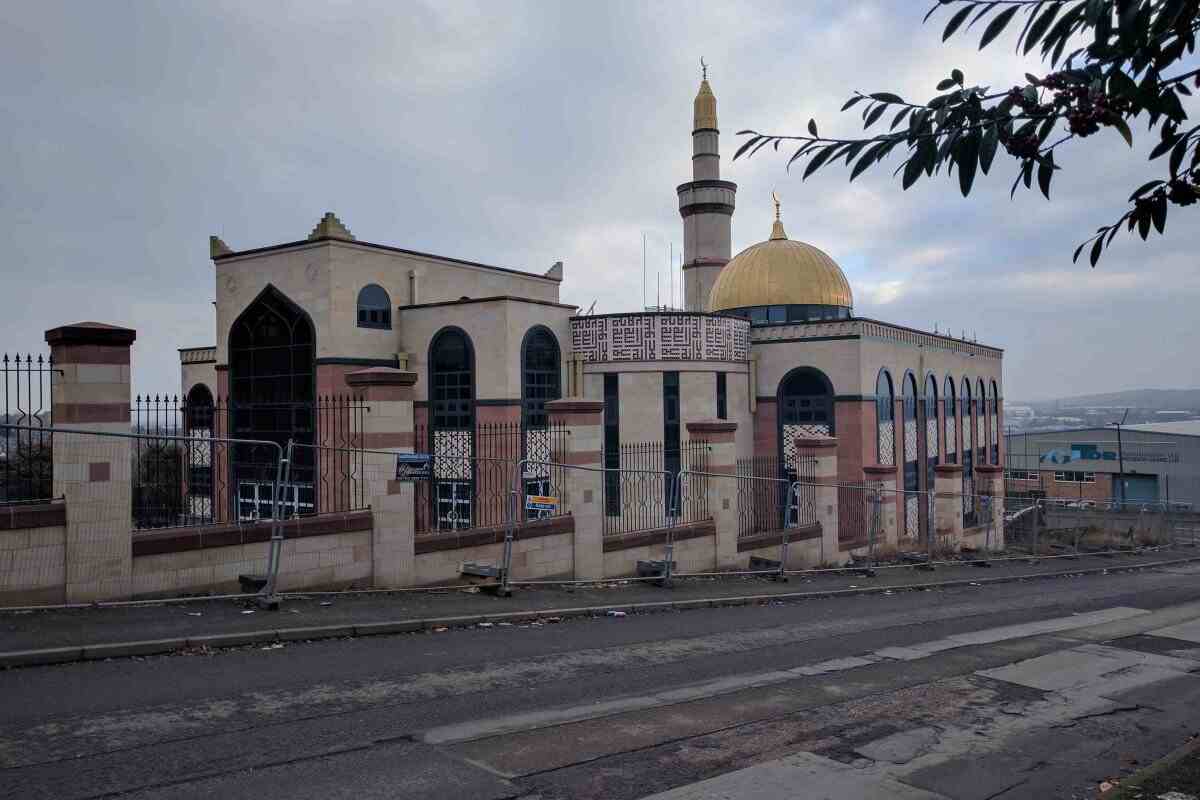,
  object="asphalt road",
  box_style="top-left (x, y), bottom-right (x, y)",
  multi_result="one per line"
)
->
top-left (4, 564), bottom-right (1200, 799)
